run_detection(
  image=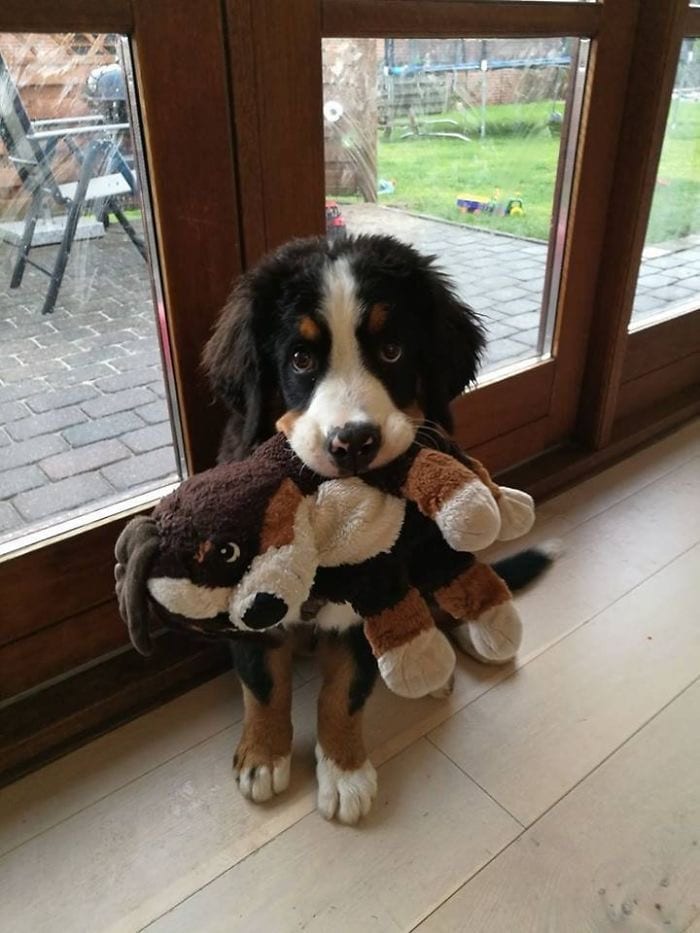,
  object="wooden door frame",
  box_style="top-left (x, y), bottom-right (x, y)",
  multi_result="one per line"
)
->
top-left (0, 0), bottom-right (243, 749)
